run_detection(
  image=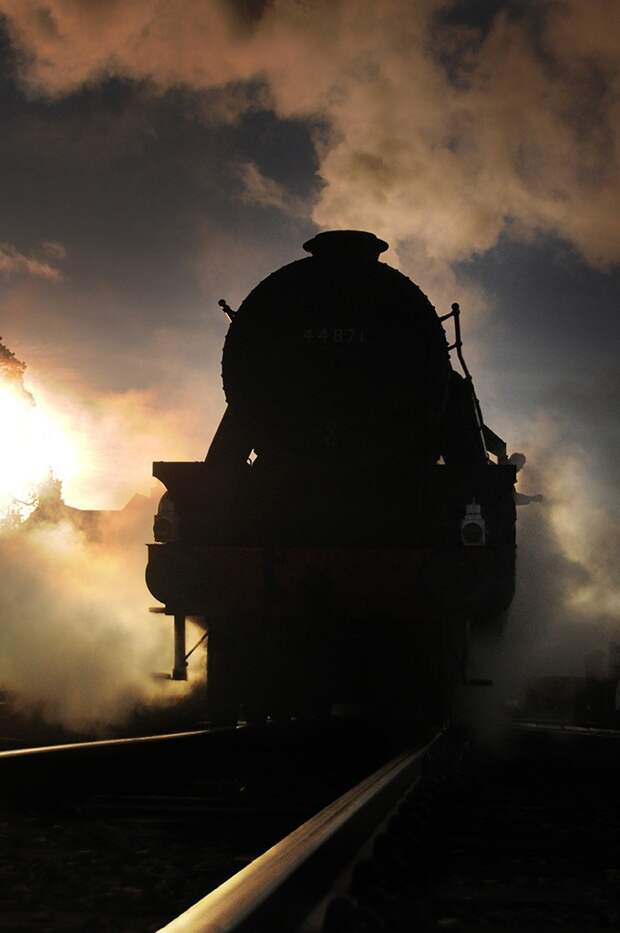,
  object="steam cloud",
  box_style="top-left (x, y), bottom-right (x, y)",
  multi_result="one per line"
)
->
top-left (1, 0), bottom-right (618, 271)
top-left (0, 340), bottom-right (204, 730)
top-left (0, 241), bottom-right (64, 281)
top-left (0, 500), bottom-right (203, 730)
top-left (509, 408), bottom-right (620, 666)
